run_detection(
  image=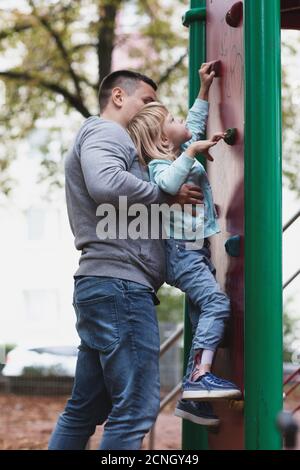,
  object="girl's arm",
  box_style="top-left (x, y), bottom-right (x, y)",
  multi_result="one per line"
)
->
top-left (182, 62), bottom-right (215, 151)
top-left (149, 134), bottom-right (221, 195)
top-left (149, 154), bottom-right (195, 196)
top-left (182, 99), bottom-right (209, 150)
